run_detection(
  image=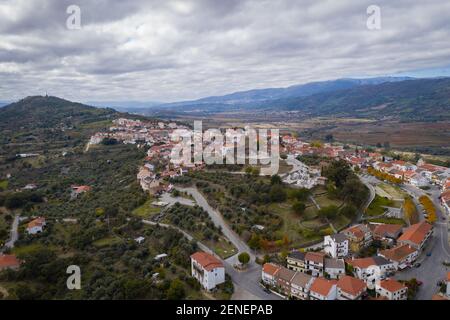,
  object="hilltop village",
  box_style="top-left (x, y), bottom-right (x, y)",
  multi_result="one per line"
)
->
top-left (1, 117), bottom-right (449, 300)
